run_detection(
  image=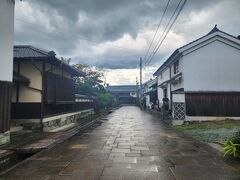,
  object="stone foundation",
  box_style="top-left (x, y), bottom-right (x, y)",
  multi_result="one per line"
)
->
top-left (12, 109), bottom-right (95, 132)
top-left (0, 131), bottom-right (10, 146)
top-left (42, 109), bottom-right (95, 132)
